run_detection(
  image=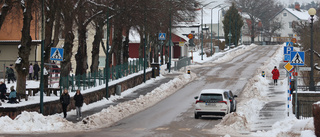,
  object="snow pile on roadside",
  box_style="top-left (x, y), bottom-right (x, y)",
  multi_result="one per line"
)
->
top-left (79, 73), bottom-right (197, 129)
top-left (213, 44), bottom-right (257, 63)
top-left (0, 112), bottom-right (78, 132)
top-left (209, 45), bottom-right (284, 135)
